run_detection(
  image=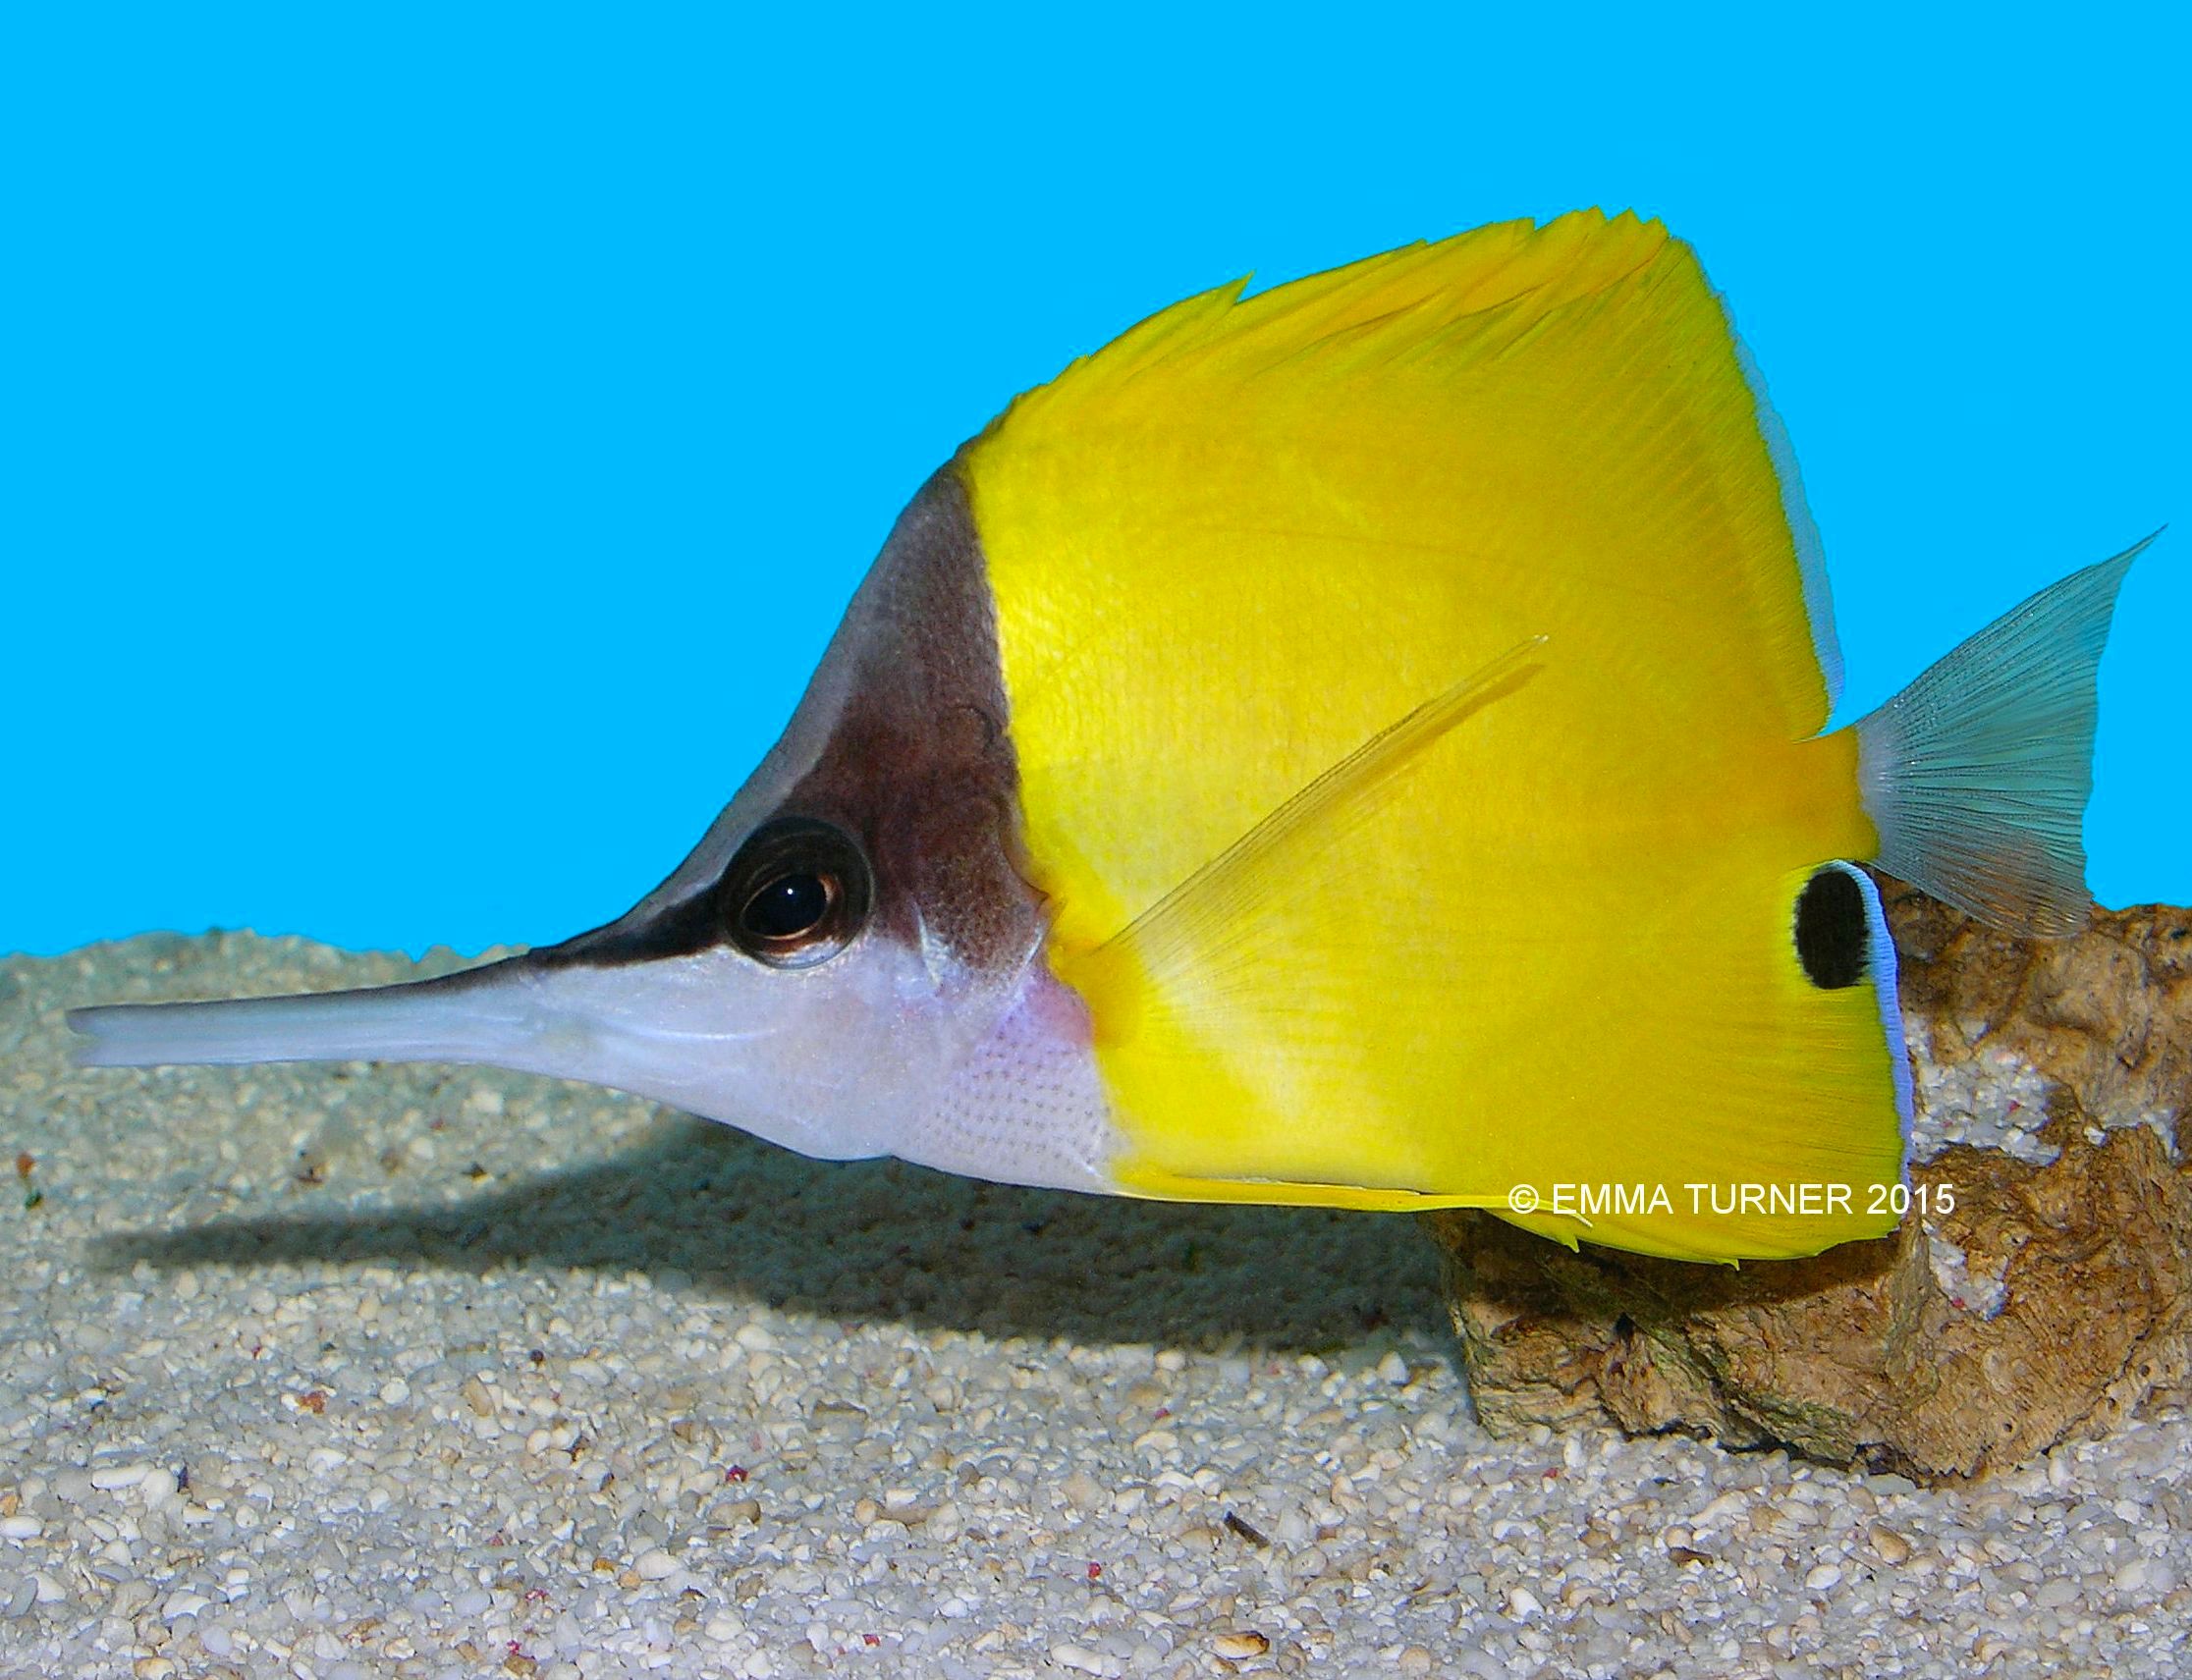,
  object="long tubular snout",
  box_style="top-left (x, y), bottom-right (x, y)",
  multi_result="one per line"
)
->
top-left (66, 962), bottom-right (531, 1070)
top-left (65, 933), bottom-right (908, 1166)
